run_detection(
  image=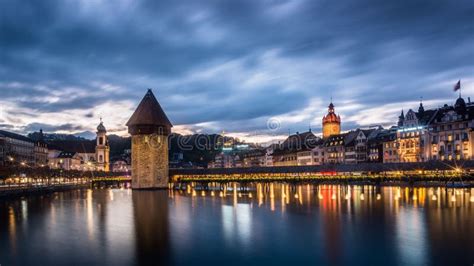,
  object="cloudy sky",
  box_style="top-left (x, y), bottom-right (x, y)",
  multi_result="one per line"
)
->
top-left (1, 0), bottom-right (473, 142)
